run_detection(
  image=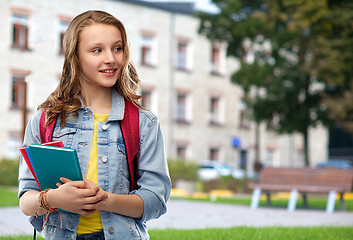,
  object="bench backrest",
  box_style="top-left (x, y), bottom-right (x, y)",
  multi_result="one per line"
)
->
top-left (259, 167), bottom-right (353, 192)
